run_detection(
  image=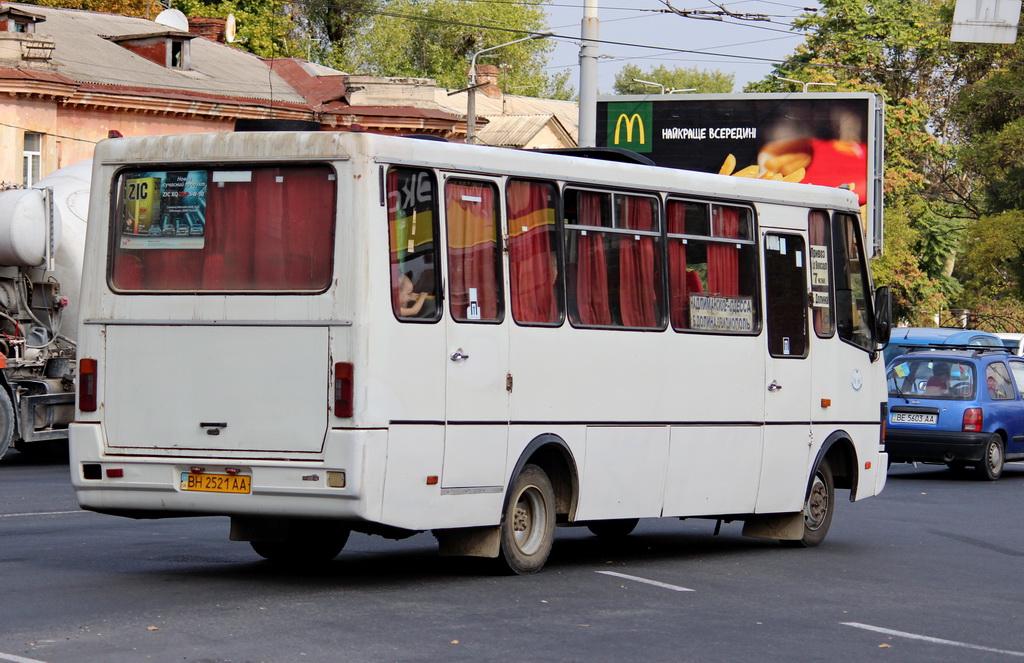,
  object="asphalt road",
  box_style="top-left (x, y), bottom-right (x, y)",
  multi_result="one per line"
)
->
top-left (2, 451), bottom-right (1024, 663)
